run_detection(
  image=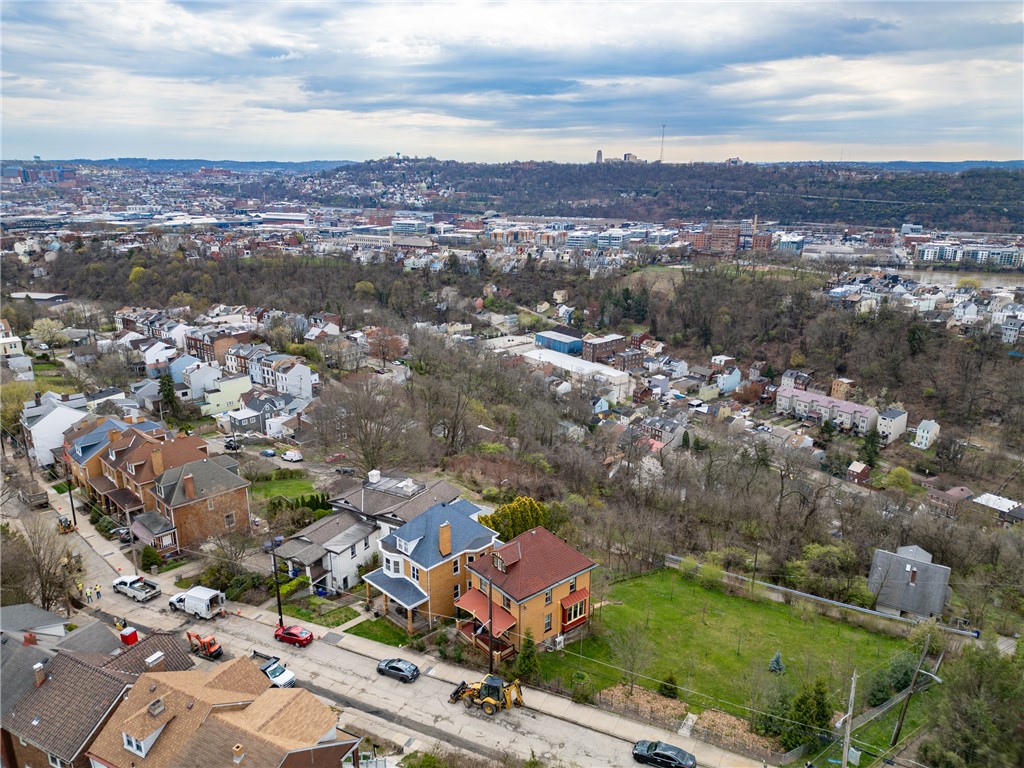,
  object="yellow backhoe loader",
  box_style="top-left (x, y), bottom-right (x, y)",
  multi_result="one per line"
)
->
top-left (449, 675), bottom-right (524, 715)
